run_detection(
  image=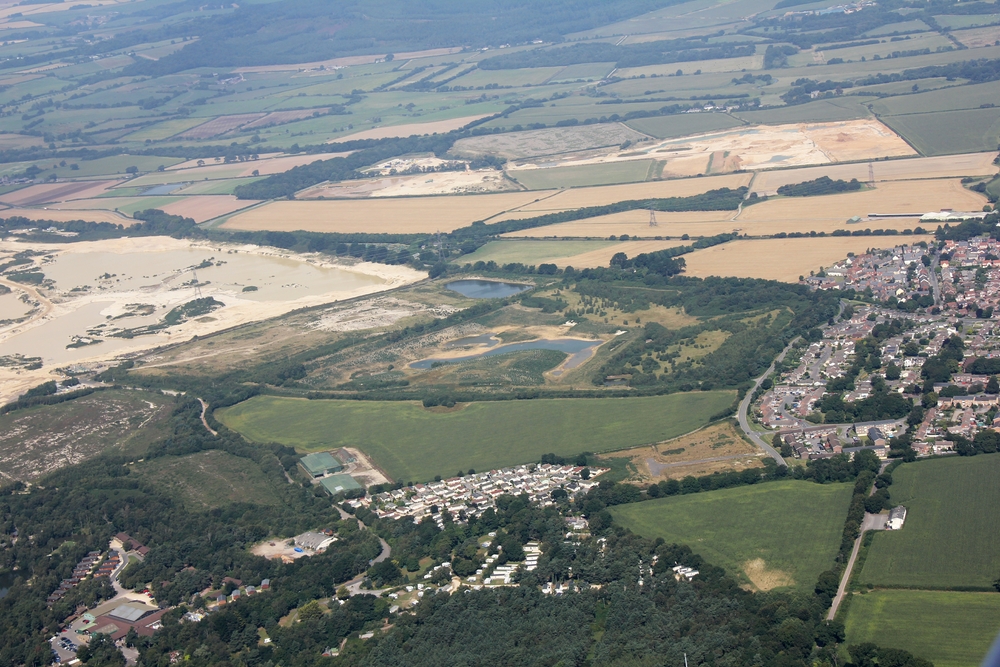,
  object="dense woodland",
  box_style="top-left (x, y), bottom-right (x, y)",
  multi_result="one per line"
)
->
top-left (0, 388), bottom-right (933, 666)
